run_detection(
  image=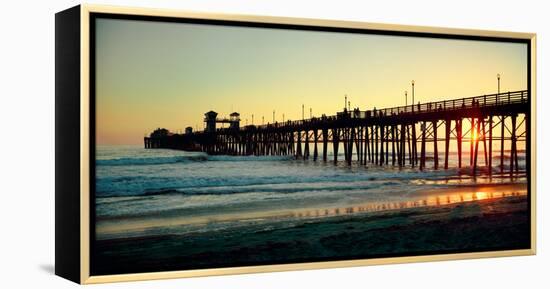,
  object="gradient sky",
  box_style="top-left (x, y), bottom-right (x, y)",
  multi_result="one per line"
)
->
top-left (95, 18), bottom-right (528, 145)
